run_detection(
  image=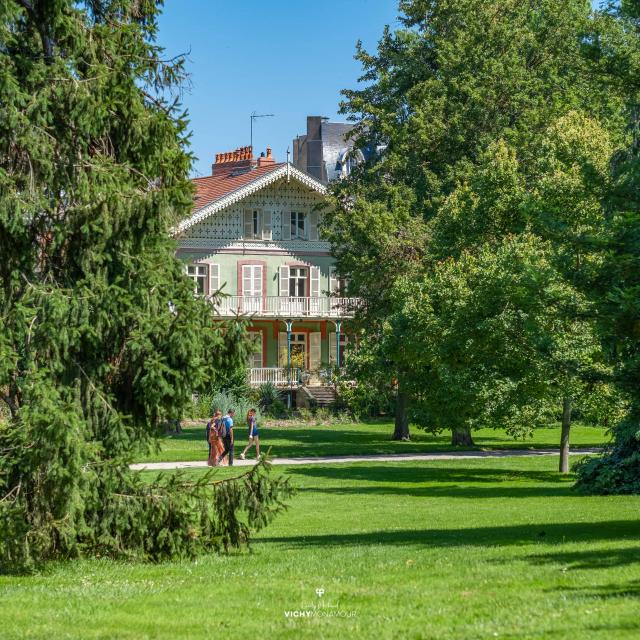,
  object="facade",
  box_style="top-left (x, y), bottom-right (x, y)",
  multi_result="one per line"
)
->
top-left (174, 145), bottom-right (357, 389)
top-left (292, 115), bottom-right (372, 184)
